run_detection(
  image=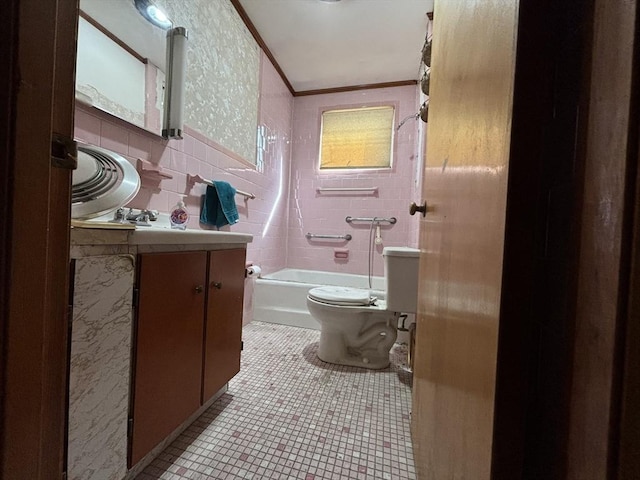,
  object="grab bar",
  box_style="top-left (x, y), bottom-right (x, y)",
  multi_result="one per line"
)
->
top-left (316, 187), bottom-right (378, 195)
top-left (345, 216), bottom-right (397, 225)
top-left (306, 233), bottom-right (352, 241)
